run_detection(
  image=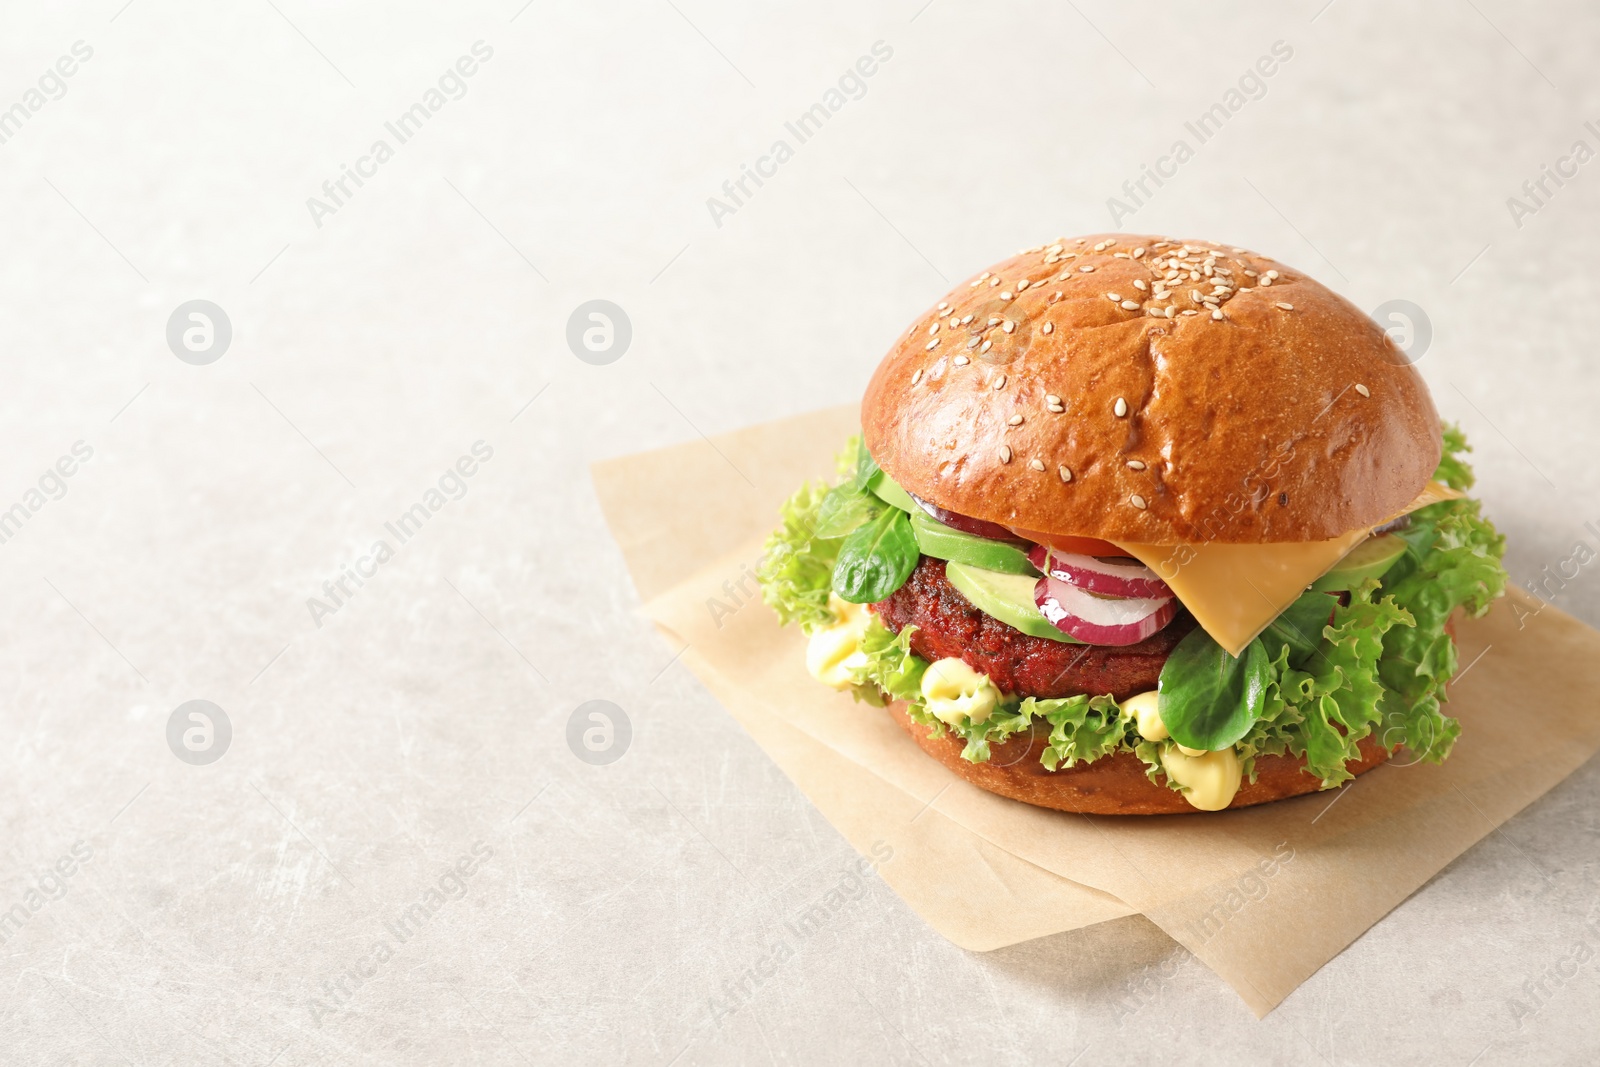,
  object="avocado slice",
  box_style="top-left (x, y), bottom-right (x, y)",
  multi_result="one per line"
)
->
top-left (868, 470), bottom-right (917, 514)
top-left (911, 510), bottom-right (1038, 576)
top-left (1310, 534), bottom-right (1407, 593)
top-left (874, 472), bottom-right (1037, 574)
top-left (945, 561), bottom-right (1082, 644)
